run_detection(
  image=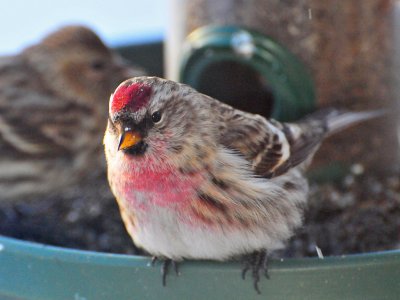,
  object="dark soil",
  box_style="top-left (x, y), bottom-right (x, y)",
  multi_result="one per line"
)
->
top-left (0, 167), bottom-right (399, 259)
top-left (283, 166), bottom-right (400, 258)
top-left (0, 175), bottom-right (140, 255)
